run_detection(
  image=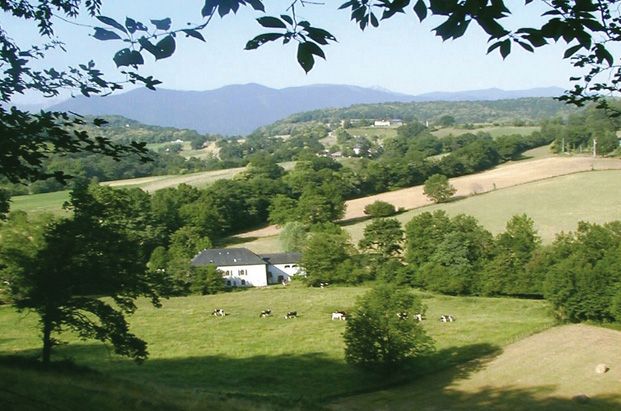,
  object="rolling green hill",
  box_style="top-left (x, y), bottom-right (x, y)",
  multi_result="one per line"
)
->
top-left (0, 286), bottom-right (553, 408)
